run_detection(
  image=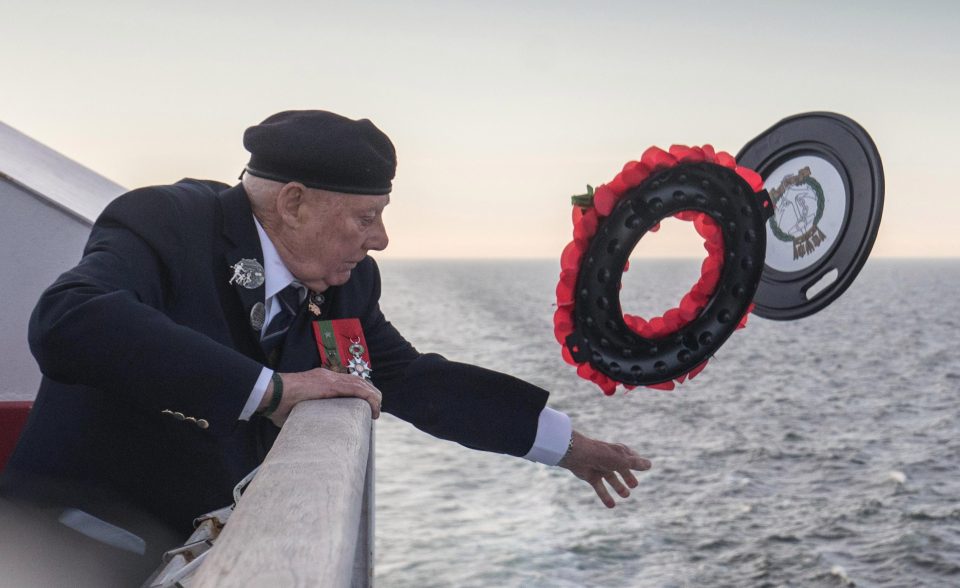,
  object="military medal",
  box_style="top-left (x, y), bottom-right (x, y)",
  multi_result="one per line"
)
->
top-left (250, 301), bottom-right (266, 331)
top-left (312, 318), bottom-right (372, 380)
top-left (307, 292), bottom-right (325, 317)
top-left (228, 258), bottom-right (265, 289)
top-left (346, 338), bottom-right (372, 380)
